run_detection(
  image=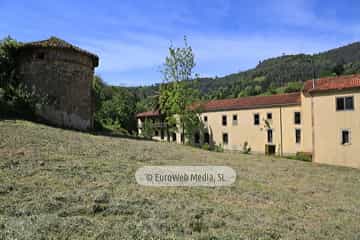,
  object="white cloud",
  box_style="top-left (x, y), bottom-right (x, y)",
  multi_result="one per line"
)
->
top-left (78, 31), bottom-right (348, 84)
top-left (71, 0), bottom-right (360, 84)
top-left (261, 0), bottom-right (360, 36)
top-left (80, 38), bottom-right (168, 72)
